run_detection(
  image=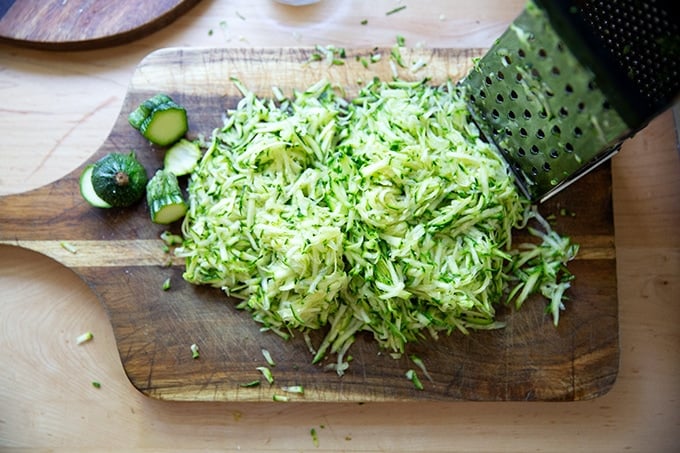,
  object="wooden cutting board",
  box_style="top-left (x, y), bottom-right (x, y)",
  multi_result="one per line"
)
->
top-left (0, 47), bottom-right (618, 402)
top-left (0, 0), bottom-right (200, 50)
